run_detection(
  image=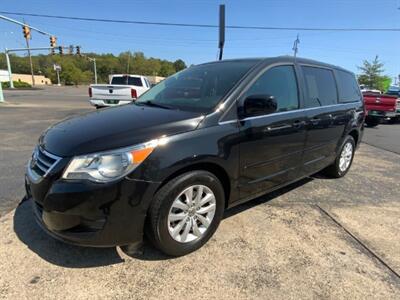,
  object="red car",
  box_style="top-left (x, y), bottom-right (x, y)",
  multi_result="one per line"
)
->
top-left (363, 92), bottom-right (397, 127)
